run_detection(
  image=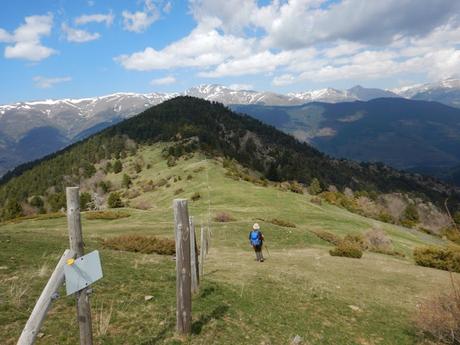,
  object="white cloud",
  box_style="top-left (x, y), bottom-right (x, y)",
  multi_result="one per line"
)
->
top-left (62, 23), bottom-right (100, 43)
top-left (150, 75), bottom-right (176, 85)
top-left (2, 14), bottom-right (57, 61)
top-left (116, 0), bottom-right (460, 86)
top-left (33, 76), bottom-right (71, 88)
top-left (75, 12), bottom-right (114, 26)
top-left (163, 2), bottom-right (172, 14)
top-left (116, 22), bottom-right (252, 70)
top-left (122, 0), bottom-right (159, 33)
top-left (0, 28), bottom-right (13, 42)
